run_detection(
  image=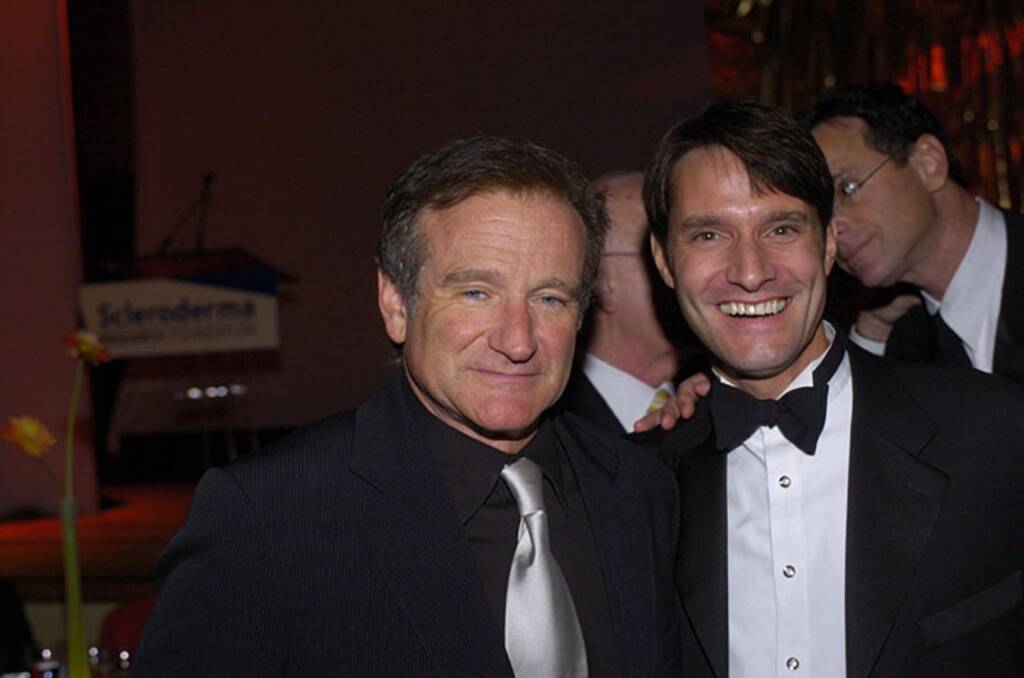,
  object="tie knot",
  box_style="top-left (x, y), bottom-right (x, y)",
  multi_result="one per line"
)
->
top-left (646, 387), bottom-right (672, 414)
top-left (502, 457), bottom-right (545, 517)
top-left (755, 399), bottom-right (778, 427)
